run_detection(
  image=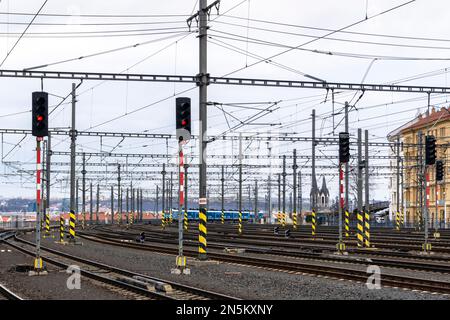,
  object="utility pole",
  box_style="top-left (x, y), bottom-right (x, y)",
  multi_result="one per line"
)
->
top-left (238, 133), bottom-right (243, 234)
top-left (312, 109), bottom-right (316, 211)
top-left (96, 183), bottom-right (99, 223)
top-left (248, 184), bottom-right (251, 212)
top-left (162, 163), bottom-right (166, 223)
top-left (417, 132), bottom-right (423, 230)
top-left (140, 189), bottom-right (144, 222)
top-left (197, 0), bottom-right (210, 261)
top-left (364, 130), bottom-right (370, 248)
top-left (282, 155), bottom-right (286, 226)
top-left (278, 174), bottom-right (281, 218)
top-left (110, 185), bottom-right (114, 224)
top-left (70, 83), bottom-right (77, 213)
top-left (117, 164), bottom-right (121, 224)
top-left (254, 180), bottom-right (258, 224)
top-left (344, 102), bottom-right (349, 211)
top-left (131, 181), bottom-right (134, 222)
top-left (90, 181), bottom-right (93, 224)
top-left (82, 153), bottom-right (86, 227)
top-left (76, 178), bottom-right (79, 219)
top-left (267, 144), bottom-right (272, 220)
top-left (357, 129), bottom-right (363, 214)
top-left (267, 174), bottom-right (271, 219)
top-left (170, 172), bottom-right (173, 222)
top-left (126, 188), bottom-right (129, 224)
top-left (156, 185), bottom-right (159, 215)
top-left (364, 130), bottom-right (369, 215)
top-left (221, 165), bottom-right (224, 223)
top-left (311, 109), bottom-right (317, 237)
top-left (401, 153), bottom-right (404, 227)
top-left (293, 149), bottom-right (297, 228)
top-left (396, 136), bottom-right (400, 229)
top-left (299, 171), bottom-right (302, 224)
top-left (132, 187), bottom-right (136, 222)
